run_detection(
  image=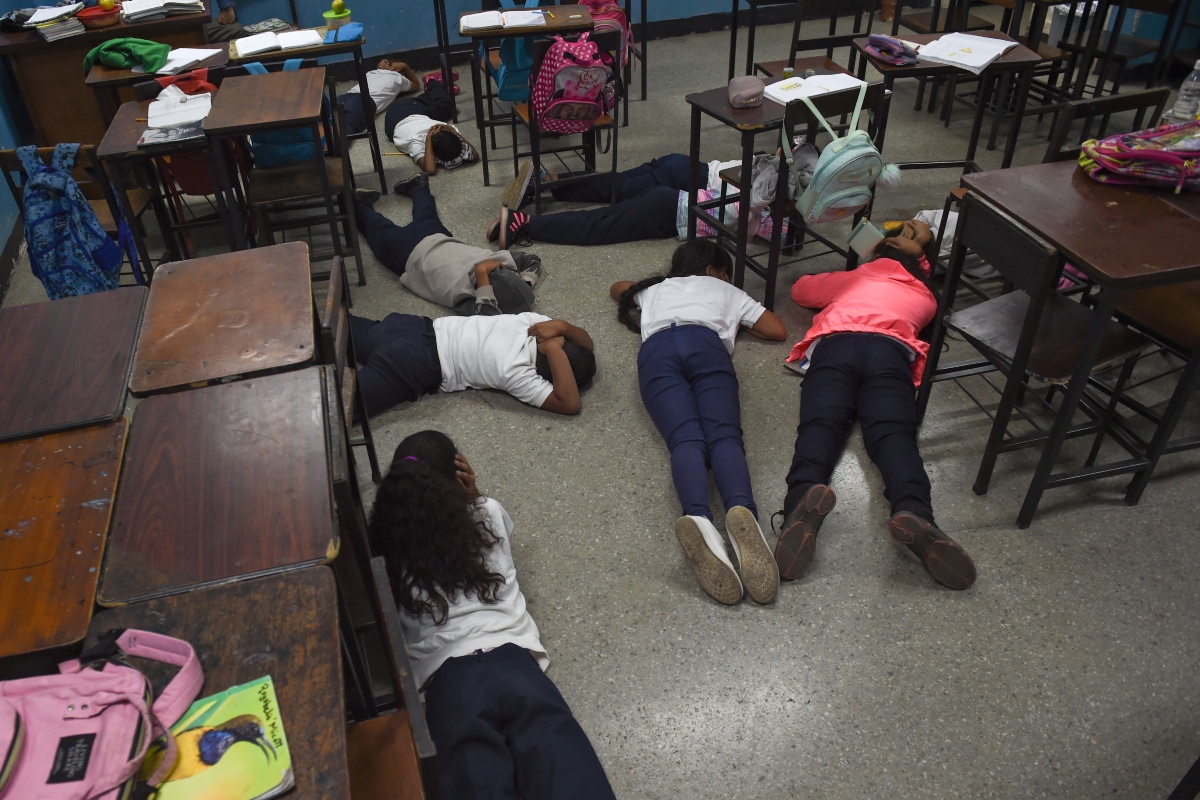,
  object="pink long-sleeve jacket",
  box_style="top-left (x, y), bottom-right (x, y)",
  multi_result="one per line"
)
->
top-left (787, 256), bottom-right (937, 386)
